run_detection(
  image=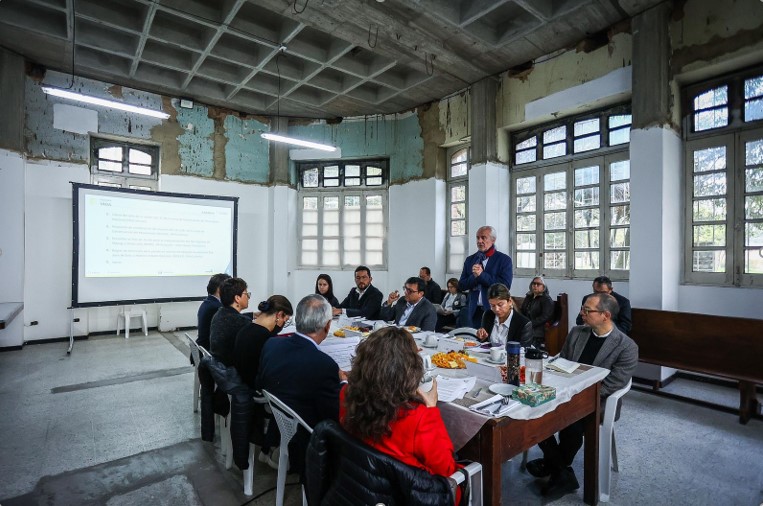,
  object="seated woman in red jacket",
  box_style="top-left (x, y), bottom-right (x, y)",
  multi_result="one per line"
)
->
top-left (340, 327), bottom-right (461, 502)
